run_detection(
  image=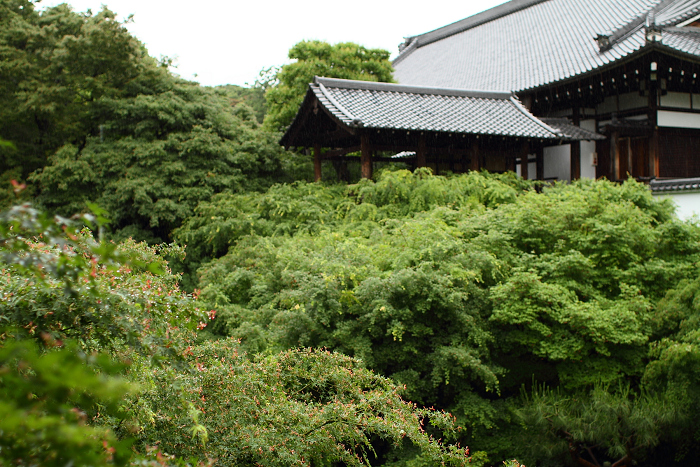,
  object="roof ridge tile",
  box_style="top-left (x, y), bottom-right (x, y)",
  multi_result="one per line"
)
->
top-left (314, 76), bottom-right (511, 100)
